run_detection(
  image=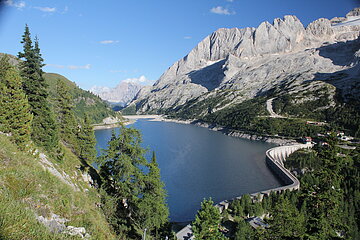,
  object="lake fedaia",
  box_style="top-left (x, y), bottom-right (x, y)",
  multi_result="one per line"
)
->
top-left (95, 119), bottom-right (282, 222)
